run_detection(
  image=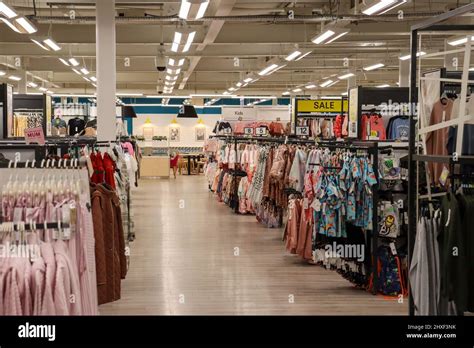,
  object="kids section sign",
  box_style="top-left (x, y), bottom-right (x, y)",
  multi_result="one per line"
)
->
top-left (296, 99), bottom-right (348, 113)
